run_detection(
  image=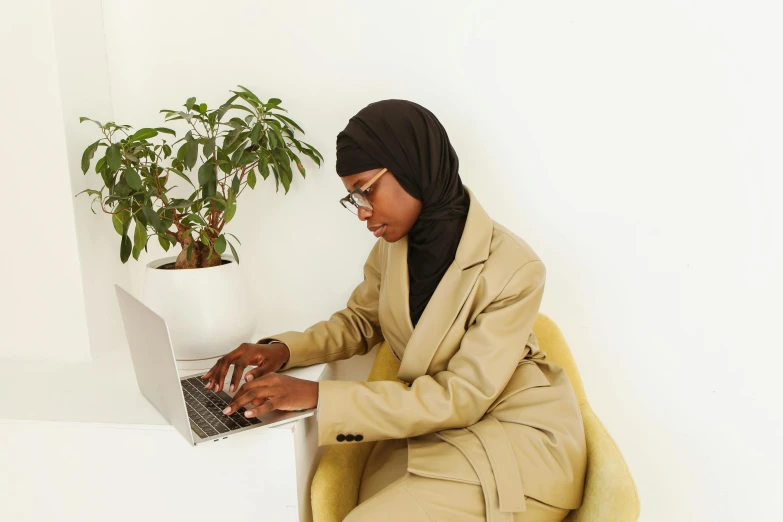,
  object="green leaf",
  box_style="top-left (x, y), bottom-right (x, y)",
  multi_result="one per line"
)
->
top-left (113, 180), bottom-right (132, 197)
top-left (286, 149), bottom-right (306, 178)
top-left (81, 141), bottom-right (101, 174)
top-left (132, 219), bottom-right (147, 260)
top-left (125, 167), bottom-right (142, 190)
top-left (129, 128), bottom-right (158, 142)
top-left (270, 127), bottom-right (285, 148)
top-left (280, 167), bottom-right (292, 193)
top-left (120, 234), bottom-right (132, 263)
top-left (263, 118), bottom-right (283, 129)
top-left (230, 146), bottom-right (244, 167)
top-left (222, 128), bottom-right (242, 150)
top-left (185, 141), bottom-right (198, 170)
top-left (249, 122), bottom-right (262, 144)
top-left (186, 241), bottom-right (194, 260)
top-left (238, 151), bottom-right (255, 166)
top-left (107, 144), bottom-right (122, 171)
top-left (185, 97), bottom-right (196, 111)
top-left (214, 234), bottom-right (227, 255)
top-left (227, 117), bottom-right (248, 129)
top-left (267, 130), bottom-right (278, 149)
top-left (75, 188), bottom-right (102, 198)
top-left (158, 235), bottom-right (170, 252)
top-left (300, 147), bottom-right (321, 167)
top-left (216, 148), bottom-right (232, 174)
top-left (198, 162), bottom-right (216, 187)
top-left (162, 198), bottom-right (192, 210)
top-left (183, 214), bottom-right (207, 227)
top-left (142, 206), bottom-right (165, 233)
top-left (232, 91), bottom-right (262, 110)
top-left (231, 175), bottom-right (240, 195)
top-left (95, 156), bottom-right (106, 174)
top-left (100, 169), bottom-right (115, 190)
top-left (272, 150), bottom-right (292, 193)
top-left (224, 190), bottom-right (237, 224)
top-left (155, 127), bottom-right (176, 136)
top-left (79, 116), bottom-right (103, 127)
top-left (198, 103), bottom-right (207, 114)
top-left (271, 113), bottom-right (305, 133)
top-left (112, 212), bottom-right (125, 236)
top-left (266, 98), bottom-right (282, 109)
top-left (227, 240), bottom-right (239, 264)
top-left (236, 85), bottom-right (261, 101)
top-left (300, 140), bottom-right (324, 162)
top-left (258, 152), bottom-right (269, 180)
top-left (203, 137), bottom-right (216, 157)
top-left (247, 167), bottom-right (257, 189)
top-left (176, 142), bottom-right (189, 162)
top-left (202, 177), bottom-right (216, 198)
top-left (168, 167), bottom-right (195, 188)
